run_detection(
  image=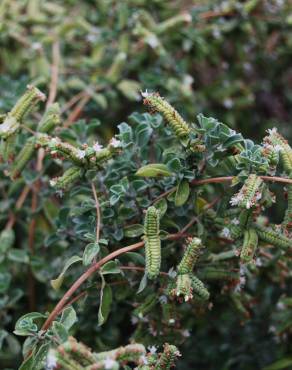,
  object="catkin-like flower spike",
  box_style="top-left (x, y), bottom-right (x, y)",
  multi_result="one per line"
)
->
top-left (199, 267), bottom-right (239, 281)
top-left (50, 166), bottom-right (82, 190)
top-left (95, 343), bottom-right (146, 364)
top-left (155, 13), bottom-right (192, 34)
top-left (177, 237), bottom-right (203, 274)
top-left (47, 138), bottom-right (86, 165)
top-left (230, 174), bottom-right (263, 209)
top-left (47, 348), bottom-right (83, 370)
top-left (171, 274), bottom-right (193, 302)
top-left (61, 337), bottom-right (96, 366)
top-left (10, 85), bottom-right (46, 121)
top-left (106, 52), bottom-right (127, 83)
top-left (37, 102), bottom-right (60, 133)
top-left (144, 206), bottom-right (161, 279)
top-left (191, 275), bottom-right (210, 301)
top-left (240, 228), bottom-right (258, 263)
top-left (142, 92), bottom-right (191, 139)
top-left (0, 135), bottom-right (16, 162)
top-left (0, 85), bottom-right (46, 140)
top-left (9, 137), bottom-right (36, 179)
top-left (264, 128), bottom-right (292, 173)
top-left (133, 293), bottom-right (157, 319)
top-left (253, 224), bottom-right (291, 249)
top-left (238, 209), bottom-right (253, 229)
top-left (155, 344), bottom-right (181, 370)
